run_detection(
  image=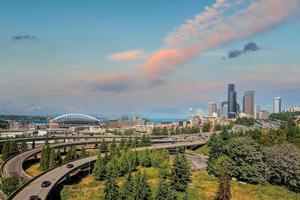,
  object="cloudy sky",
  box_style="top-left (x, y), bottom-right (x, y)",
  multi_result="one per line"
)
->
top-left (0, 0), bottom-right (300, 118)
